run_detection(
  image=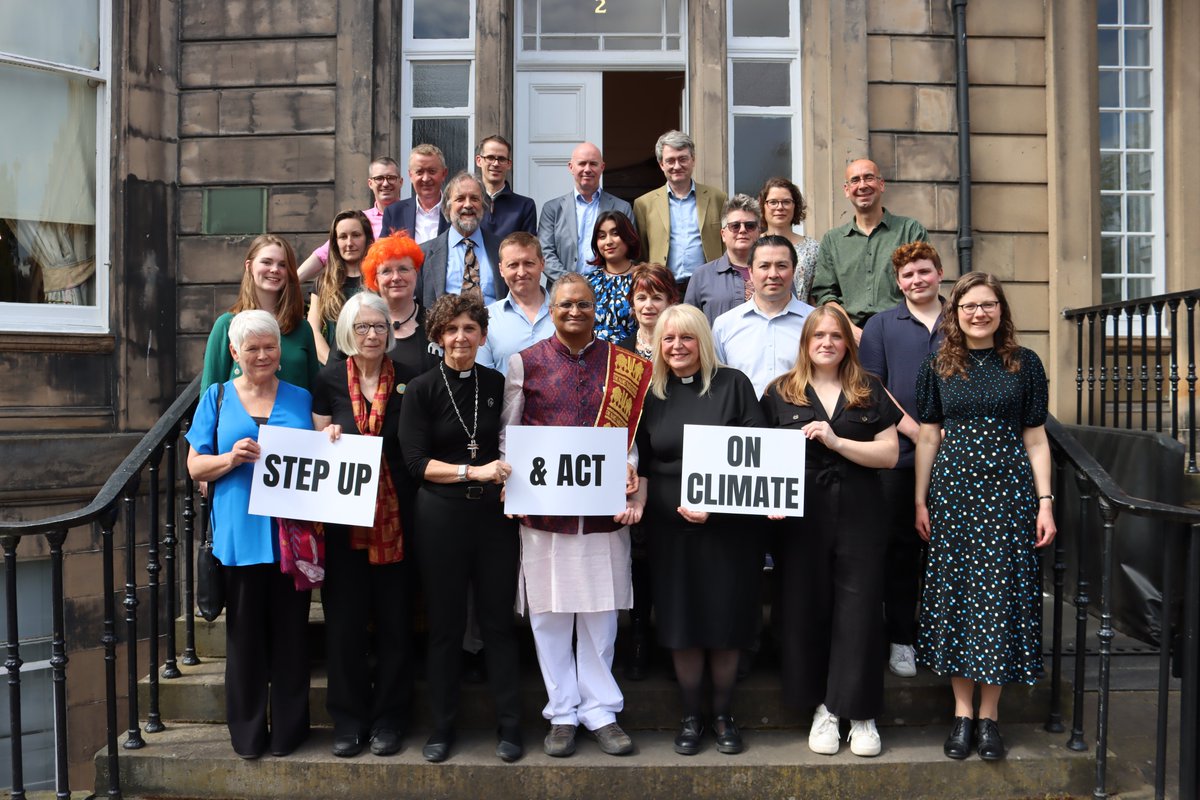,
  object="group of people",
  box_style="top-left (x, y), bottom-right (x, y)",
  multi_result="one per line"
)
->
top-left (185, 130), bottom-right (1056, 767)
